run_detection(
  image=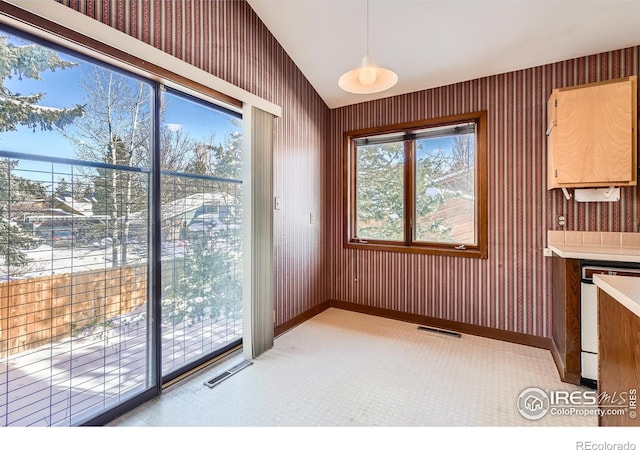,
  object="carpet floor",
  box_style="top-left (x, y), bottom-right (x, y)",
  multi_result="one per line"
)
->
top-left (109, 308), bottom-right (596, 427)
